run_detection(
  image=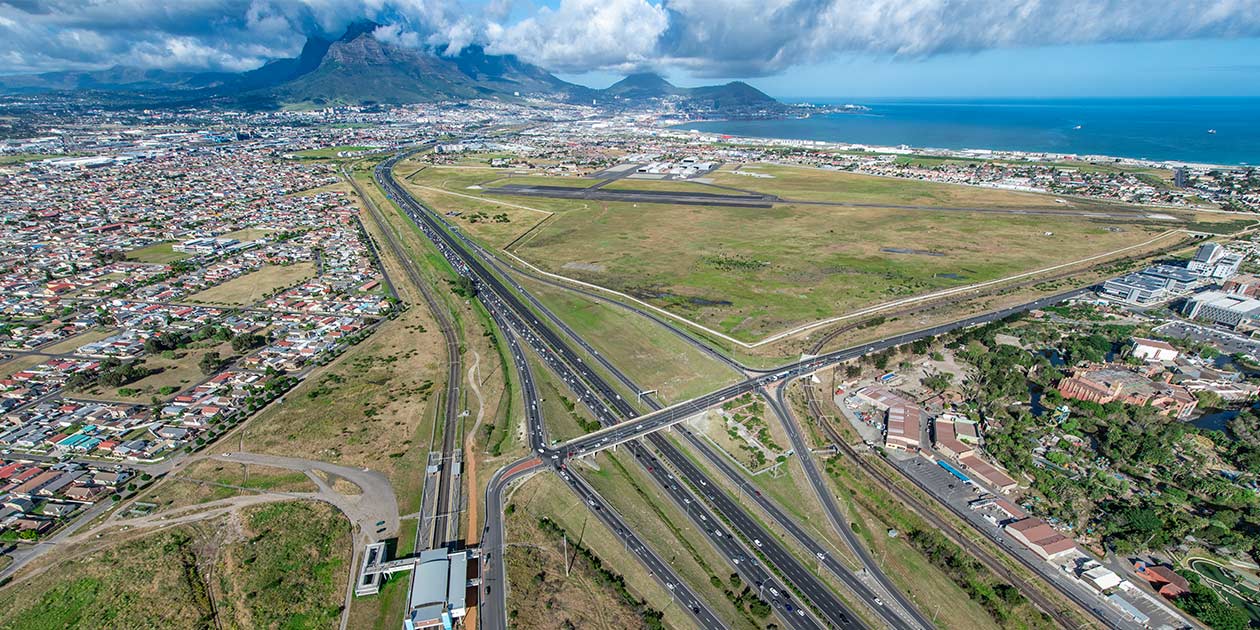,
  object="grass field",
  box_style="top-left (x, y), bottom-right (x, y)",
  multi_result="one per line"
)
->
top-left (602, 178), bottom-right (728, 194)
top-left (0, 153), bottom-right (65, 166)
top-left (220, 227), bottom-right (273, 241)
top-left (187, 262), bottom-right (316, 305)
top-left (126, 241), bottom-right (191, 264)
top-left (0, 501), bottom-right (349, 630)
top-left (395, 161), bottom-right (1222, 344)
top-left (241, 305), bottom-right (440, 515)
top-left (39, 327), bottom-right (117, 355)
top-left (76, 343), bottom-right (232, 403)
top-left (710, 163), bottom-right (1145, 211)
top-left (137, 459), bottom-right (317, 514)
top-left (487, 174), bottom-right (601, 188)
top-left (519, 276), bottom-right (739, 403)
top-left (512, 199), bottom-right (1170, 341)
top-left (506, 471), bottom-right (703, 630)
